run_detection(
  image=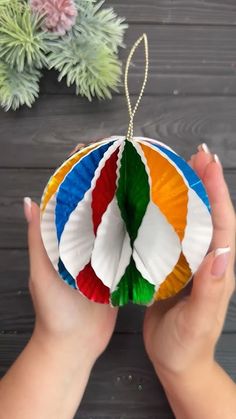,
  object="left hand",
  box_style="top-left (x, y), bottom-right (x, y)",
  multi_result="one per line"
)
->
top-left (24, 199), bottom-right (118, 363)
